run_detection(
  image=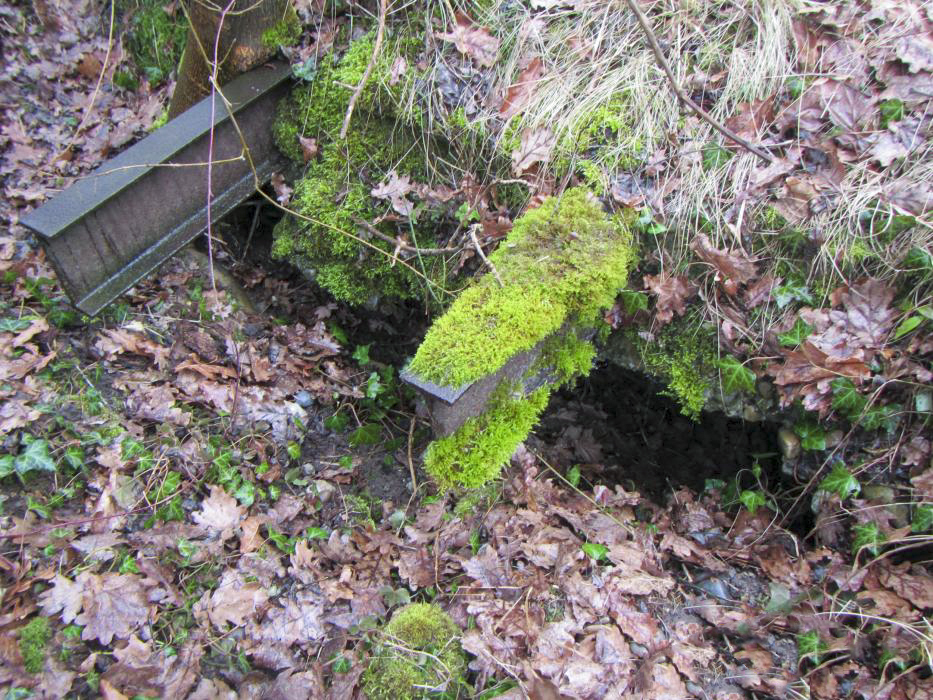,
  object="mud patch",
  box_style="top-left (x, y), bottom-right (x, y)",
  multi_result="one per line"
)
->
top-left (533, 363), bottom-right (781, 498)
